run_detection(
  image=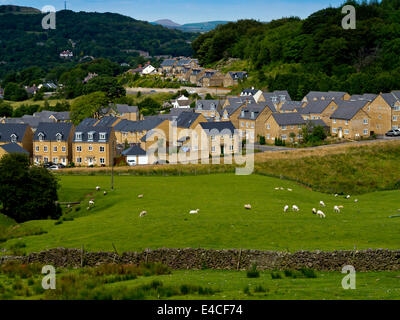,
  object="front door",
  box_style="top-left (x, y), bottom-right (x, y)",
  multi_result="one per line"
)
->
top-left (88, 158), bottom-right (93, 166)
